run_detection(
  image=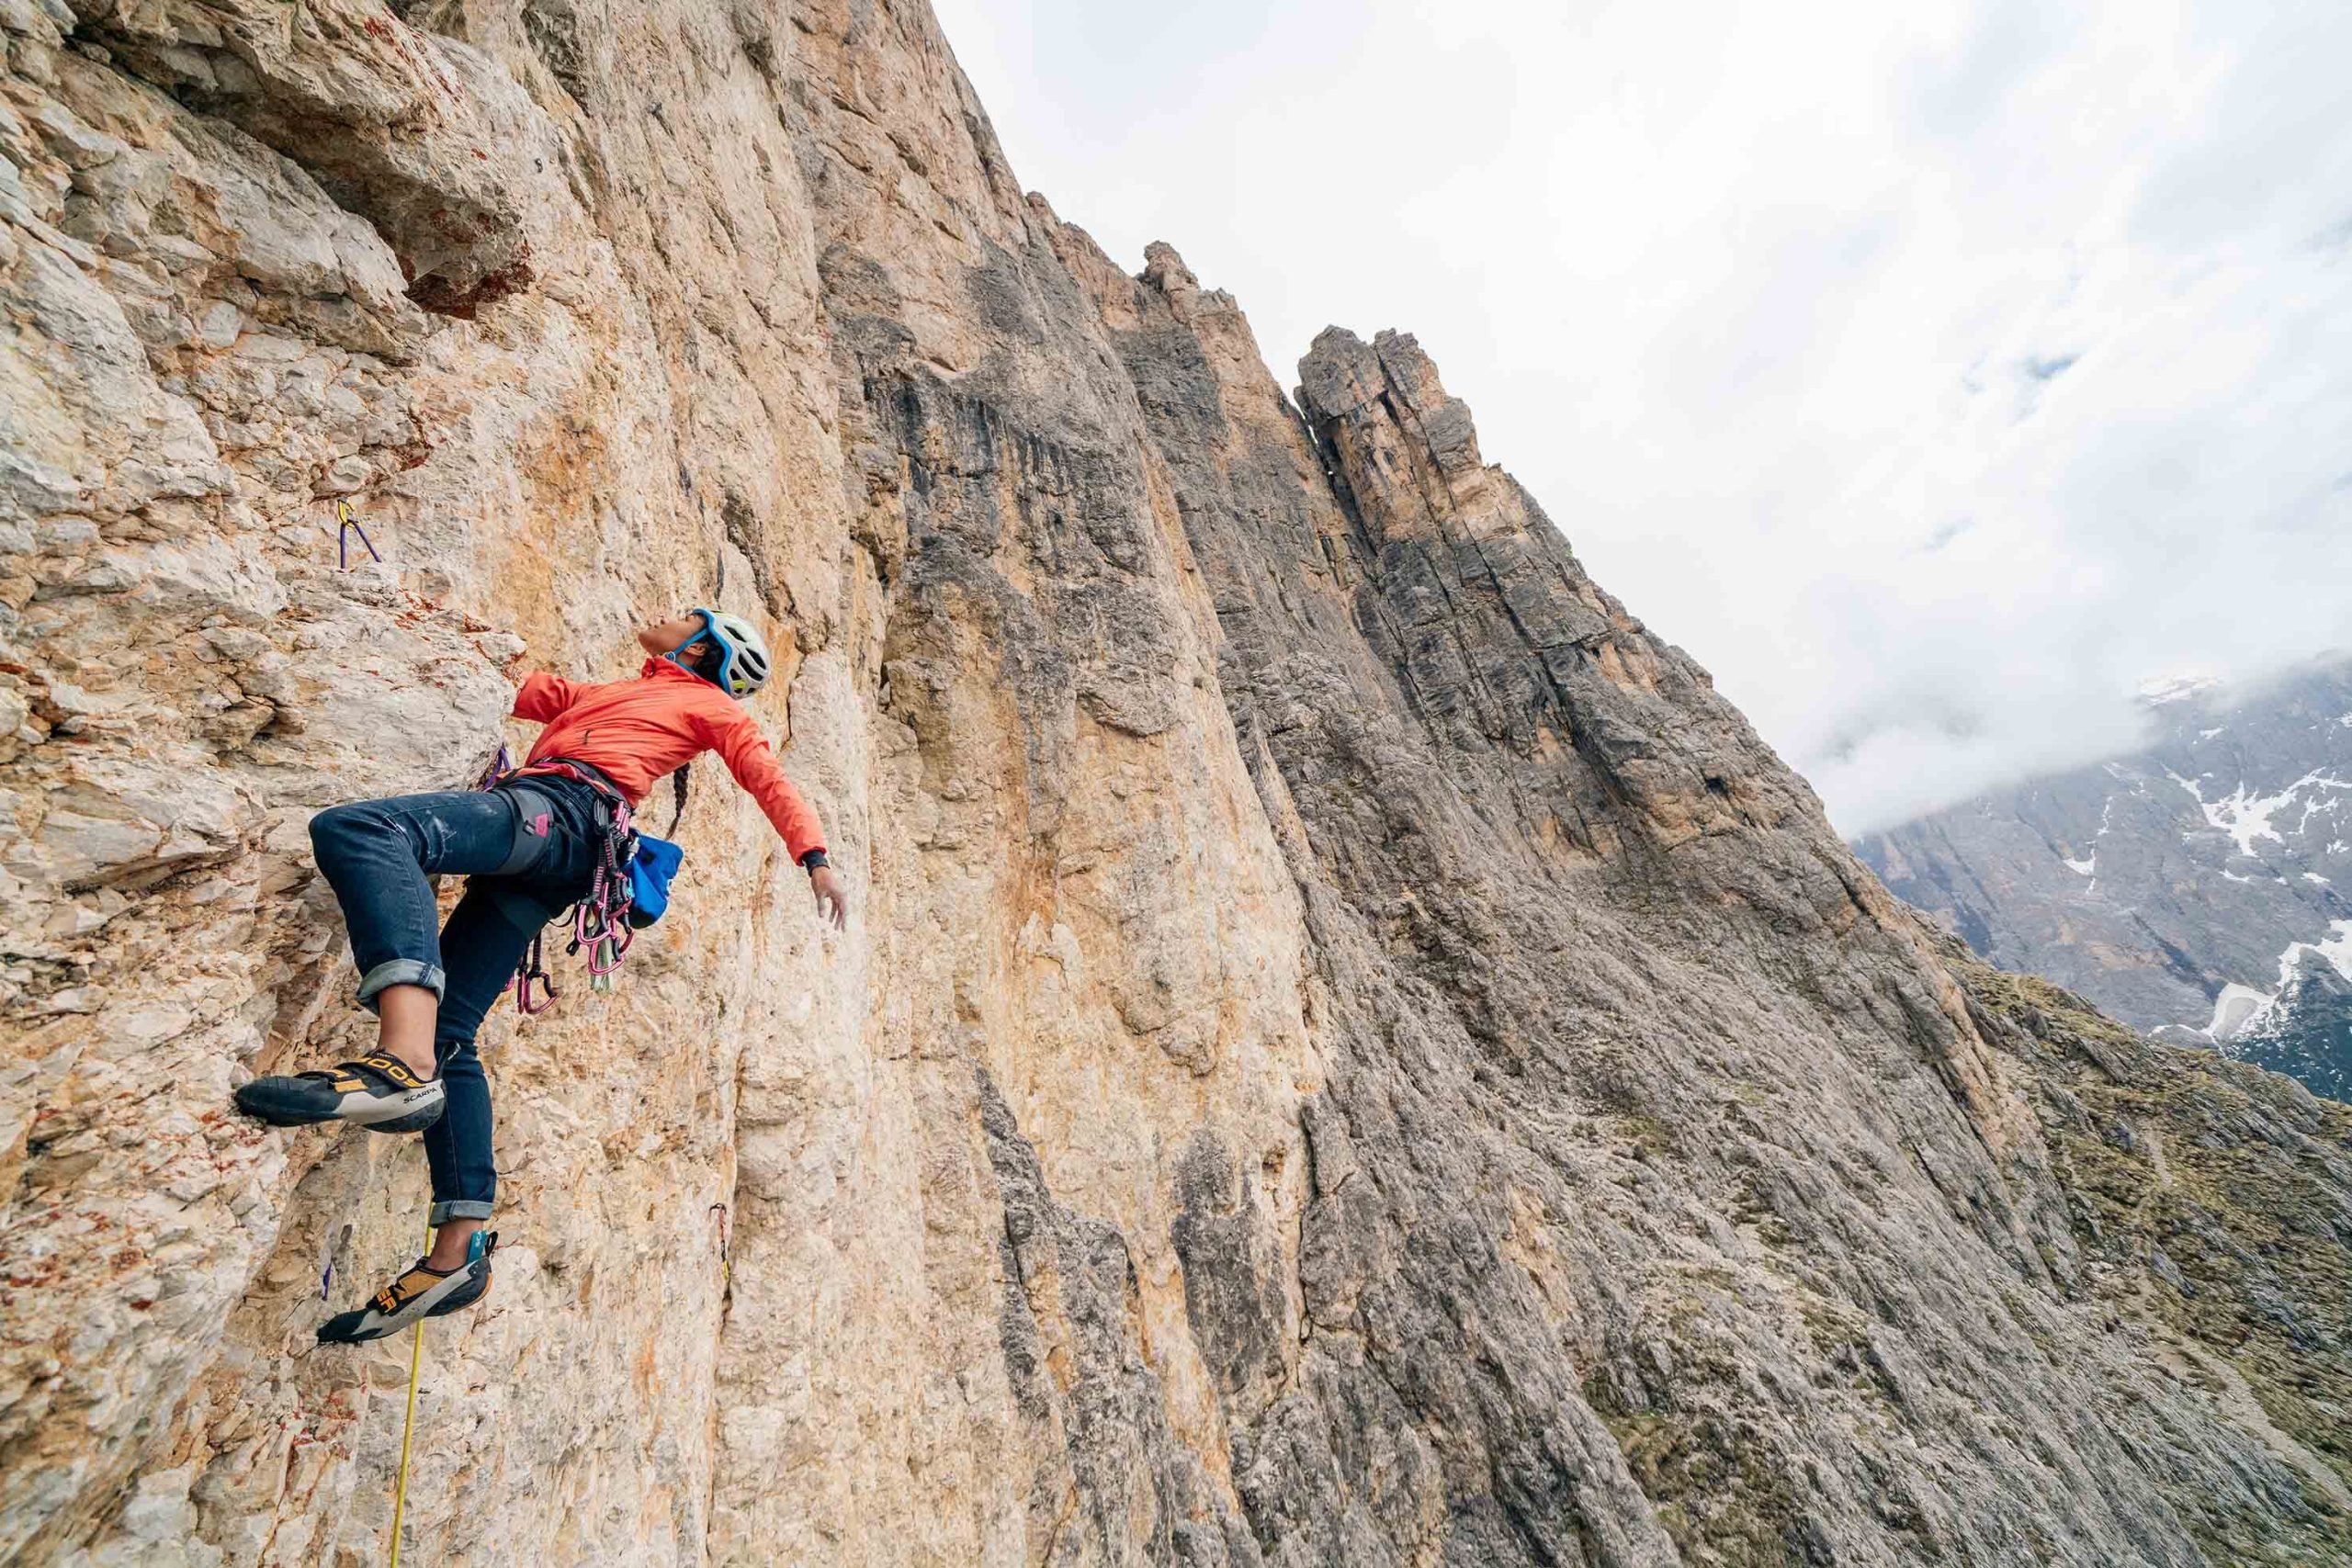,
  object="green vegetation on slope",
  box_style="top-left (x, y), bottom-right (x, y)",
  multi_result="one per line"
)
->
top-left (1959, 953), bottom-right (2352, 1550)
